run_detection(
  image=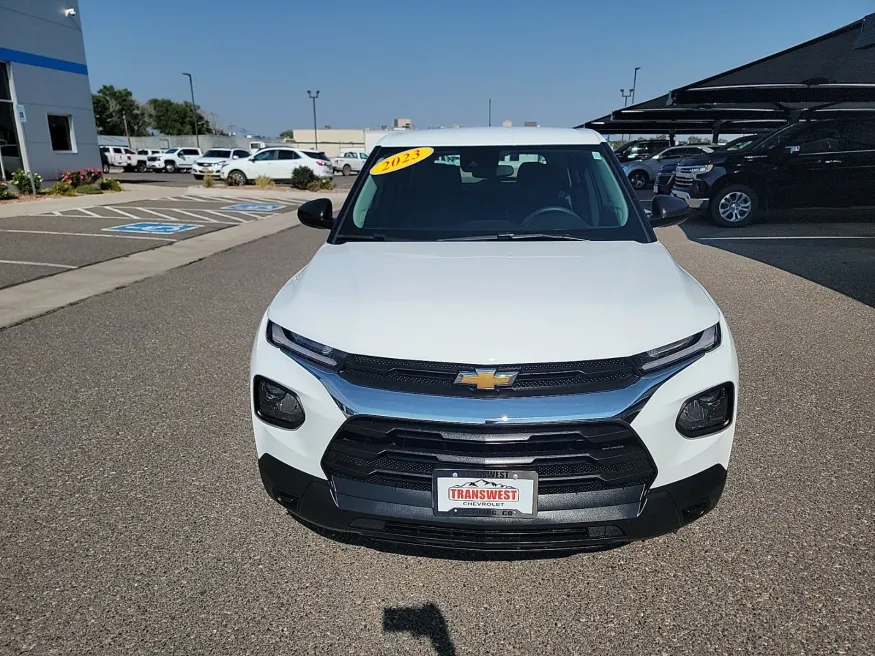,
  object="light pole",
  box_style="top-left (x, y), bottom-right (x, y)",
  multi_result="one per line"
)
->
top-left (620, 89), bottom-right (634, 142)
top-left (307, 90), bottom-right (320, 150)
top-left (182, 73), bottom-right (200, 149)
top-left (631, 66), bottom-right (641, 106)
top-left (488, 98), bottom-right (492, 127)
